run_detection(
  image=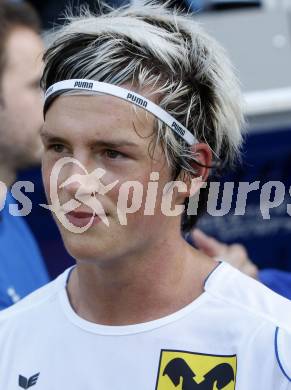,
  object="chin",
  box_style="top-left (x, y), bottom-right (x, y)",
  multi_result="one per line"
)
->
top-left (60, 228), bottom-right (114, 262)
